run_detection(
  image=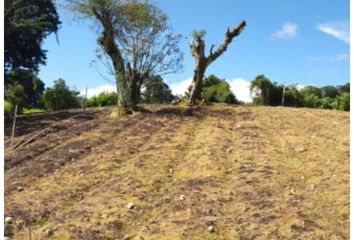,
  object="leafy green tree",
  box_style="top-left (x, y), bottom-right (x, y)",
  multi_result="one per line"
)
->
top-left (301, 86), bottom-right (322, 98)
top-left (5, 69), bottom-right (45, 108)
top-left (141, 76), bottom-right (175, 104)
top-left (321, 85), bottom-right (339, 99)
top-left (333, 93), bottom-right (350, 111)
top-left (42, 79), bottom-right (81, 111)
top-left (68, 0), bottom-right (183, 114)
top-left (337, 83), bottom-right (350, 95)
top-left (250, 75), bottom-right (282, 106)
top-left (5, 0), bottom-right (61, 73)
top-left (202, 75), bottom-right (237, 104)
top-left (87, 92), bottom-right (118, 107)
top-left (283, 85), bottom-right (303, 107)
top-left (6, 83), bottom-right (28, 113)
